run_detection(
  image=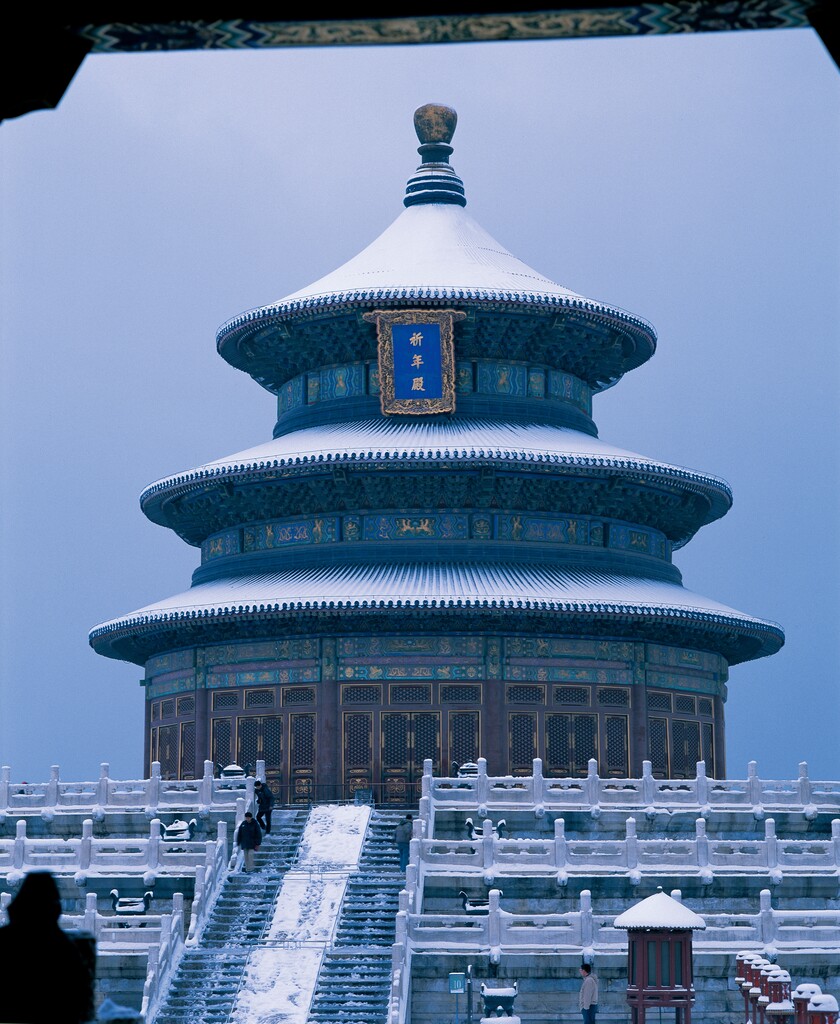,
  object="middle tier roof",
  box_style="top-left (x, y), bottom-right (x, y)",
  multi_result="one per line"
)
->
top-left (139, 418), bottom-right (733, 548)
